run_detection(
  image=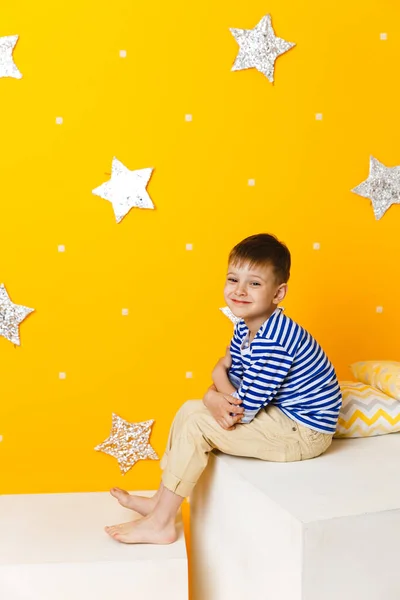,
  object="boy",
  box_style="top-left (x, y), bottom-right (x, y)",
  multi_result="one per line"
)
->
top-left (105, 233), bottom-right (342, 544)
